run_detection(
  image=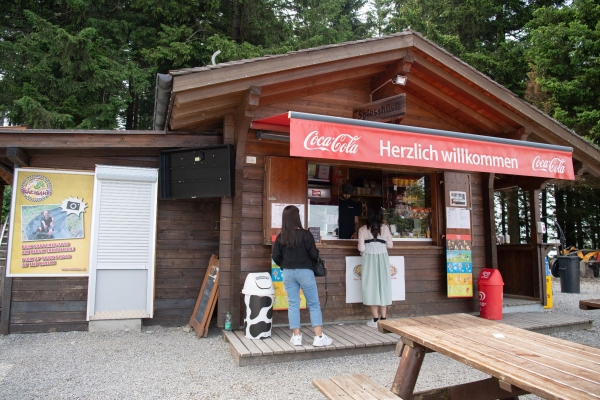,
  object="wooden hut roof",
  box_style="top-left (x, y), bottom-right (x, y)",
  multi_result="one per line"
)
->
top-left (163, 30), bottom-right (600, 177)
